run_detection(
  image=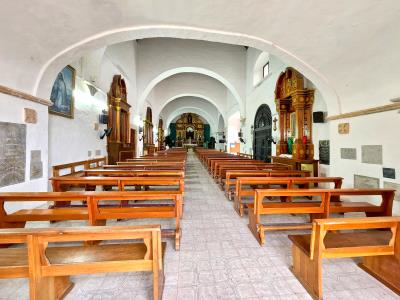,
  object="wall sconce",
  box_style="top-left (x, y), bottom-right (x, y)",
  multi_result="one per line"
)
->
top-left (250, 125), bottom-right (254, 135)
top-left (238, 129), bottom-right (246, 144)
top-left (100, 127), bottom-right (112, 140)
